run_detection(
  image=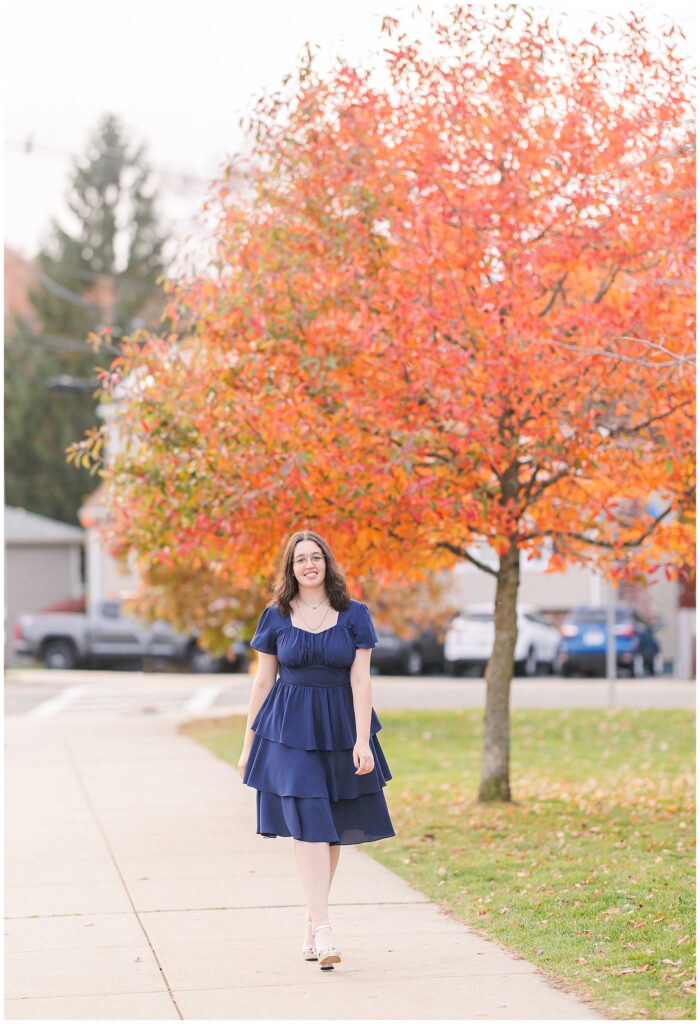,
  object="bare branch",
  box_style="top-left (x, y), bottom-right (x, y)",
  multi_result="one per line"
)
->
top-left (620, 141), bottom-right (695, 171)
top-left (543, 337), bottom-right (695, 369)
top-left (537, 503), bottom-right (674, 550)
top-left (435, 540), bottom-right (498, 576)
top-left (605, 398), bottom-right (694, 437)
